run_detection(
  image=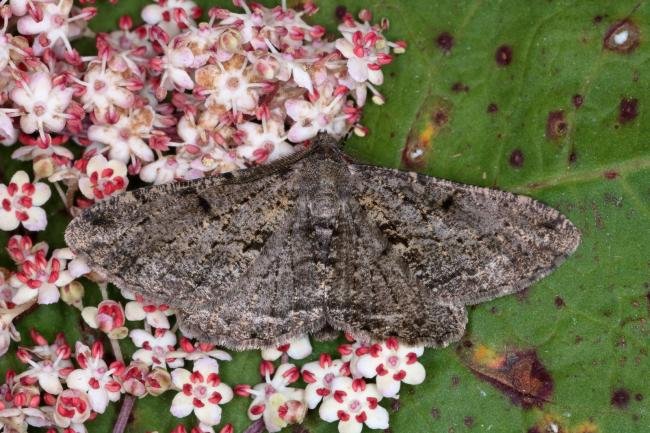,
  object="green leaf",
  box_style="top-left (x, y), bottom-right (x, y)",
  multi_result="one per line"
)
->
top-left (1, 1), bottom-right (648, 432)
